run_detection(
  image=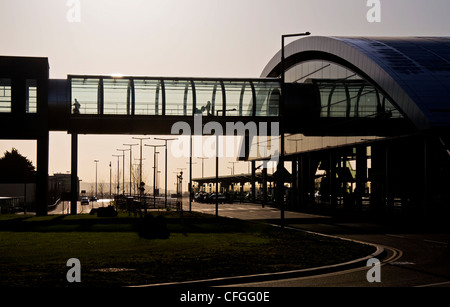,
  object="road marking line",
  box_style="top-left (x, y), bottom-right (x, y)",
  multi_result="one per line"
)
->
top-left (385, 234), bottom-right (405, 238)
top-left (424, 239), bottom-right (448, 246)
top-left (390, 261), bottom-right (415, 265)
top-left (415, 281), bottom-right (450, 287)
